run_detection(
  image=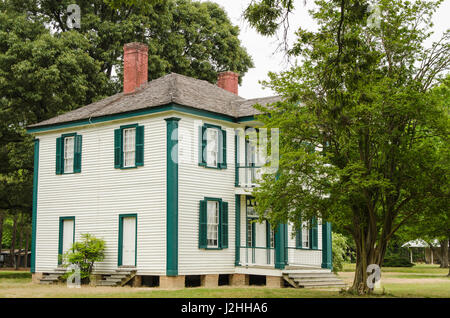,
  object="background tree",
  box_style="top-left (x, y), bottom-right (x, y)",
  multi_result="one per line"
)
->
top-left (252, 0), bottom-right (449, 294)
